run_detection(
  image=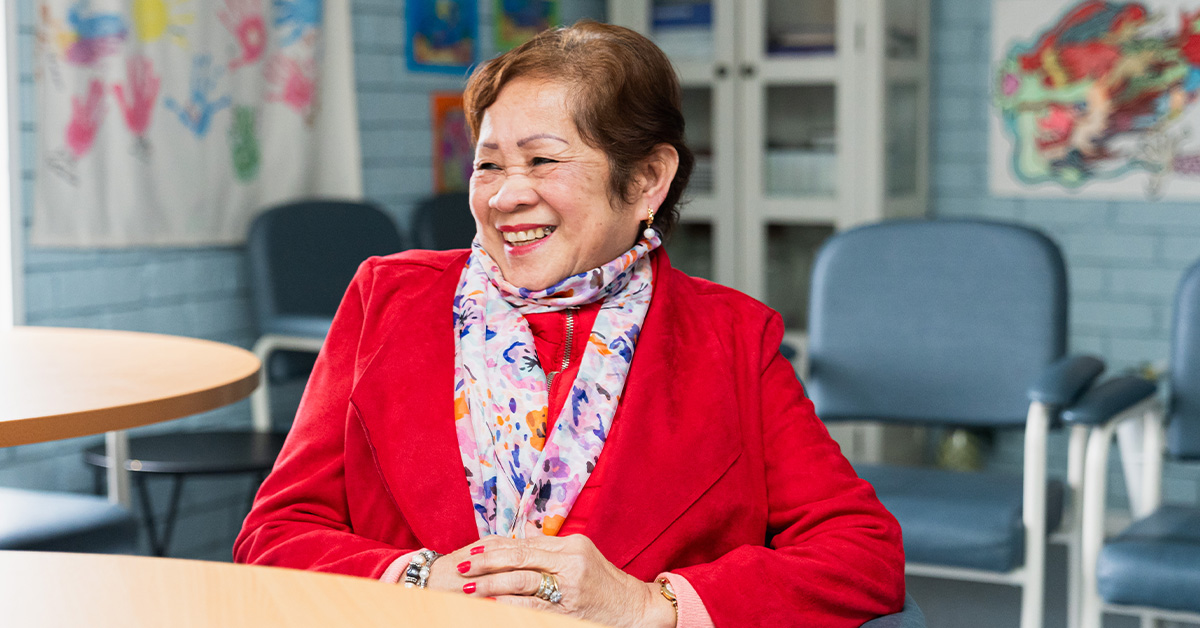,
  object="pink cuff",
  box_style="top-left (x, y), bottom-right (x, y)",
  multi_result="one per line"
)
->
top-left (657, 572), bottom-right (714, 628)
top-left (380, 549), bottom-right (422, 584)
